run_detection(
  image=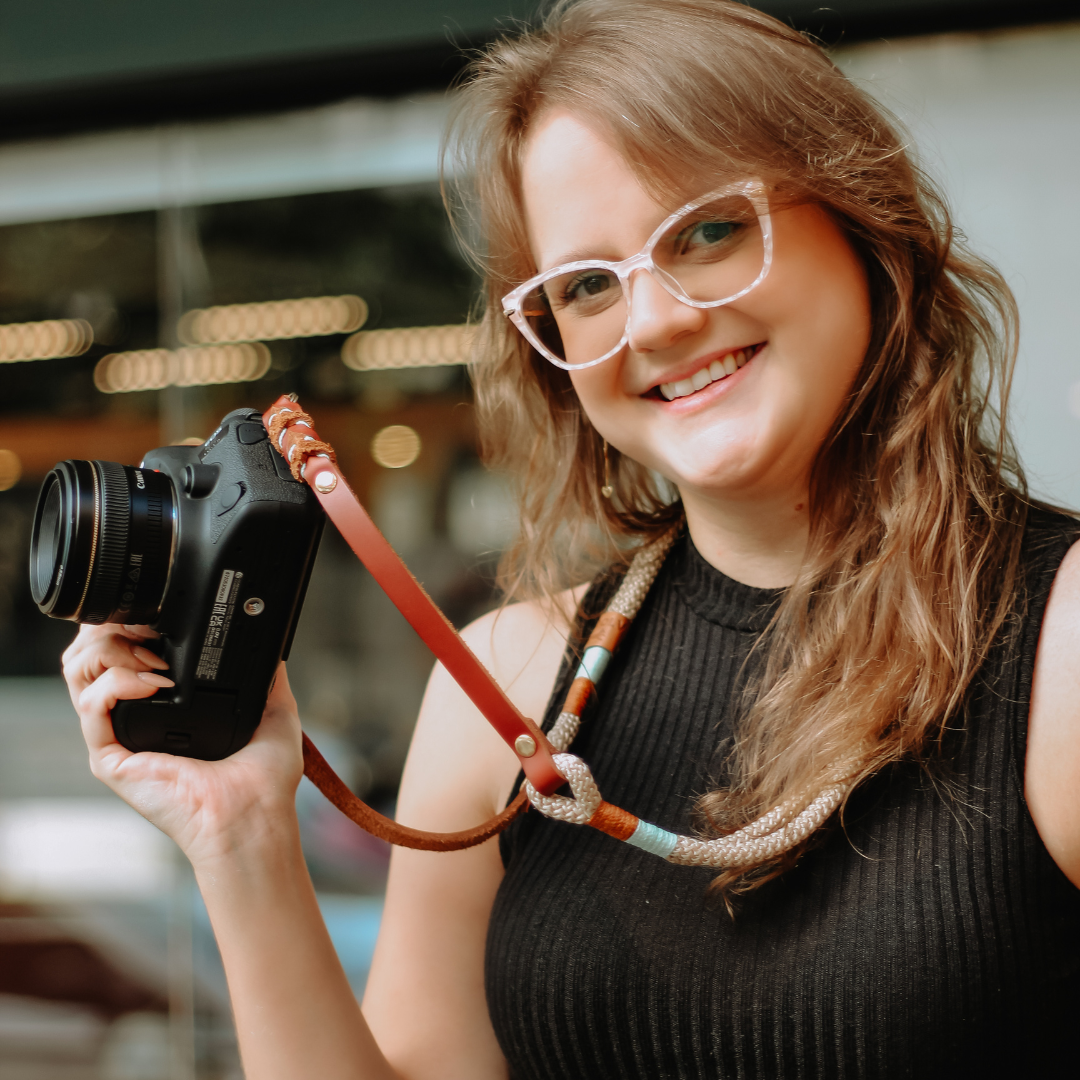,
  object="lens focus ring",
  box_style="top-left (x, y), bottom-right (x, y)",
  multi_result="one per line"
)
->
top-left (30, 458), bottom-right (177, 624)
top-left (80, 461), bottom-right (131, 624)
